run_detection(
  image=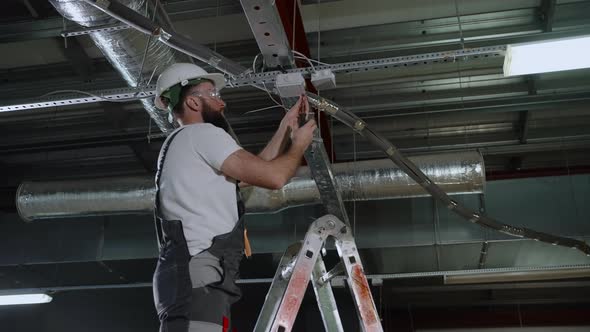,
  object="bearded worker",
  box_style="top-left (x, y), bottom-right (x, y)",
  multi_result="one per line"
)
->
top-left (151, 63), bottom-right (316, 332)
